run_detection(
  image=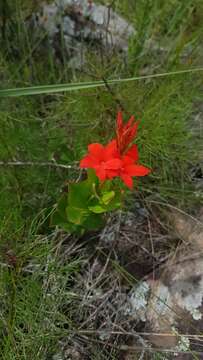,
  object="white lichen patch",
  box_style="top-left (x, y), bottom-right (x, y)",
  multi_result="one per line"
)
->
top-left (127, 281), bottom-right (150, 321)
top-left (190, 308), bottom-right (202, 320)
top-left (176, 335), bottom-right (190, 352)
top-left (172, 327), bottom-right (190, 355)
top-left (183, 294), bottom-right (202, 320)
top-left (173, 276), bottom-right (203, 321)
